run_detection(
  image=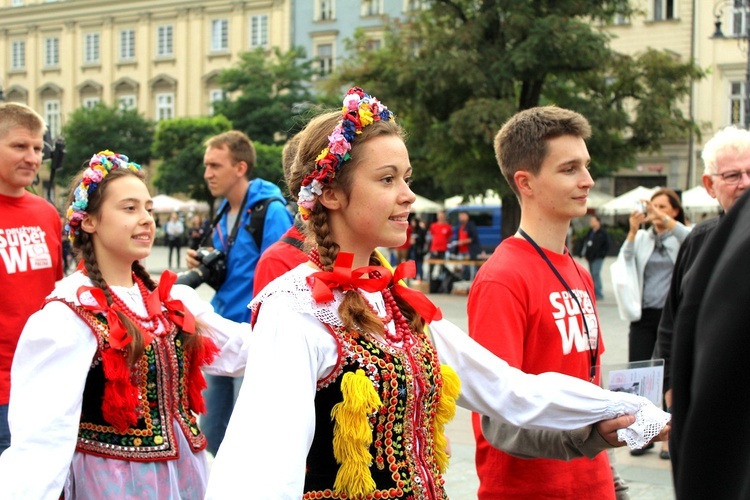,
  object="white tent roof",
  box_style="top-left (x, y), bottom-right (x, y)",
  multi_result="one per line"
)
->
top-left (412, 194), bottom-right (443, 213)
top-left (444, 190), bottom-right (502, 209)
top-left (682, 185), bottom-right (721, 213)
top-left (587, 190), bottom-right (614, 209)
top-left (597, 186), bottom-right (658, 216)
top-left (151, 194), bottom-right (187, 214)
